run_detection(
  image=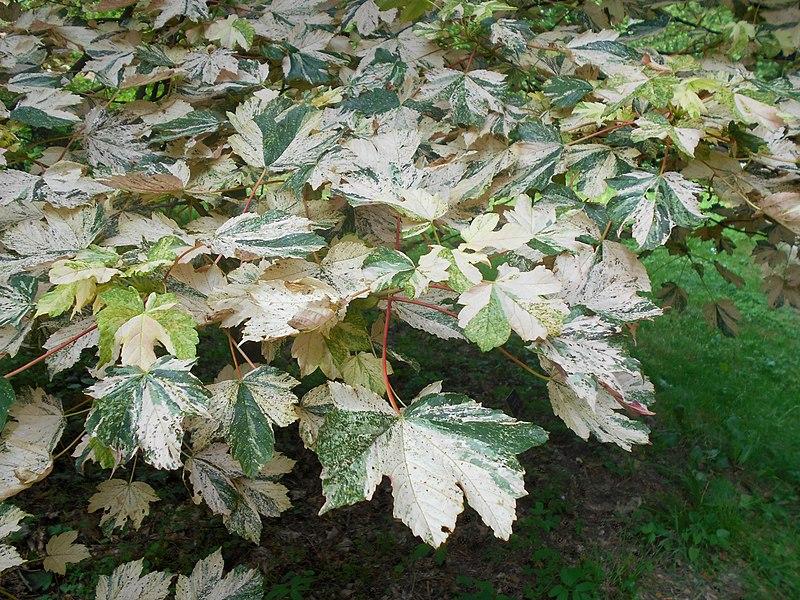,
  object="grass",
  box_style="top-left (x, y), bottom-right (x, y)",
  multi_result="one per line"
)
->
top-left (627, 236), bottom-right (800, 597)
